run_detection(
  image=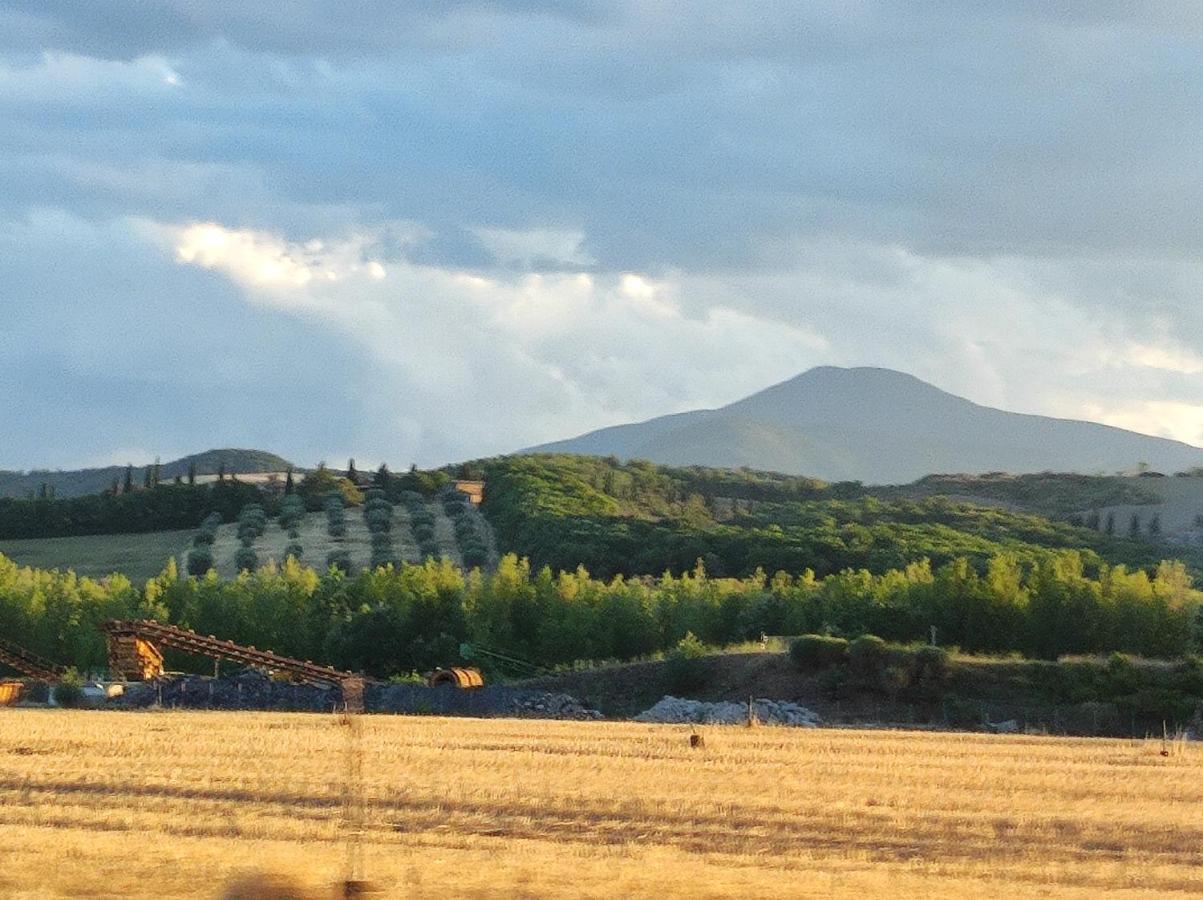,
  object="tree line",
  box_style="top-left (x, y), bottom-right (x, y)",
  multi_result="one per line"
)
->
top-left (1, 548), bottom-right (1198, 680)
